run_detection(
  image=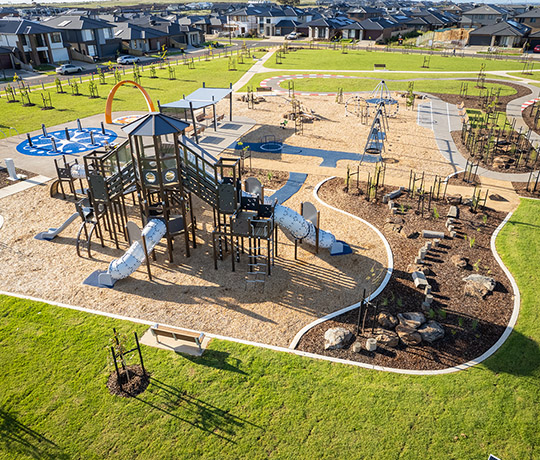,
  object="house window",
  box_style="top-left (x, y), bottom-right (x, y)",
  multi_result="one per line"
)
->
top-left (266, 19), bottom-right (271, 24)
top-left (531, 18), bottom-right (537, 23)
top-left (81, 29), bottom-right (93, 42)
top-left (104, 28), bottom-right (113, 39)
top-left (50, 32), bottom-right (62, 44)
top-left (88, 44), bottom-right (97, 56)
